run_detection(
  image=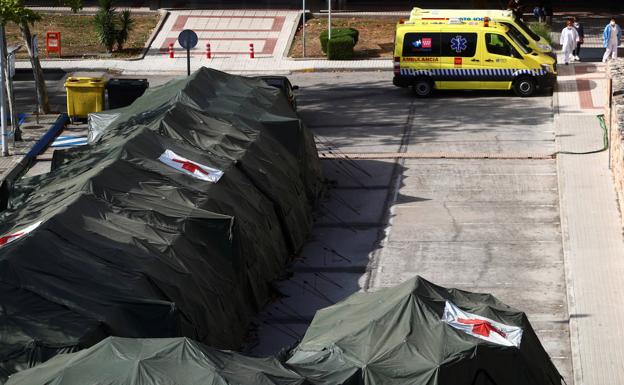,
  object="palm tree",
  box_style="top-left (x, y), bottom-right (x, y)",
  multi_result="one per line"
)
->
top-left (116, 9), bottom-right (134, 51)
top-left (94, 0), bottom-right (117, 53)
